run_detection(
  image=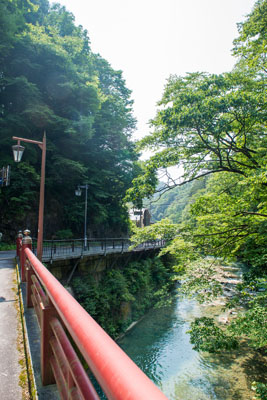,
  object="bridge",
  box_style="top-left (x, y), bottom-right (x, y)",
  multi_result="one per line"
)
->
top-left (33, 237), bottom-right (165, 263)
top-left (0, 232), bottom-right (167, 400)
